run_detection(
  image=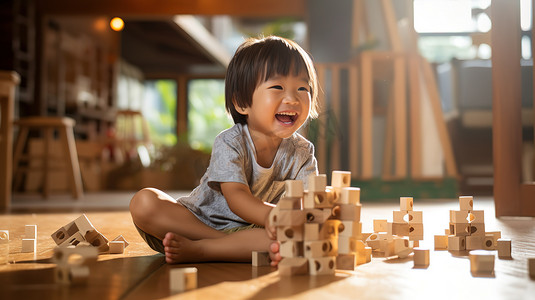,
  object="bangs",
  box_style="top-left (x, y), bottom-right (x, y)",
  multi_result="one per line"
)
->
top-left (259, 42), bottom-right (309, 83)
